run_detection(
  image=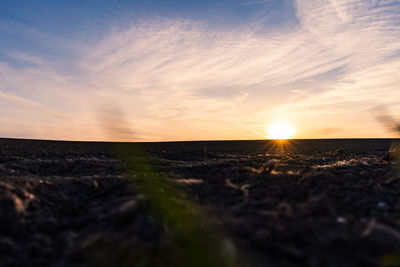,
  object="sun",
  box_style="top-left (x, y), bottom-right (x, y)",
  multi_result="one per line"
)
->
top-left (267, 122), bottom-right (296, 140)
